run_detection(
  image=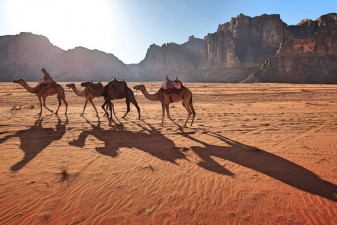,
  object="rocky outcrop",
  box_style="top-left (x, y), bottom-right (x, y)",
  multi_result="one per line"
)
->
top-left (1, 13), bottom-right (337, 83)
top-left (0, 32), bottom-right (130, 82)
top-left (0, 33), bottom-right (63, 81)
top-left (200, 14), bottom-right (293, 82)
top-left (136, 36), bottom-right (204, 81)
top-left (244, 13), bottom-right (337, 83)
top-left (55, 47), bottom-right (131, 81)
